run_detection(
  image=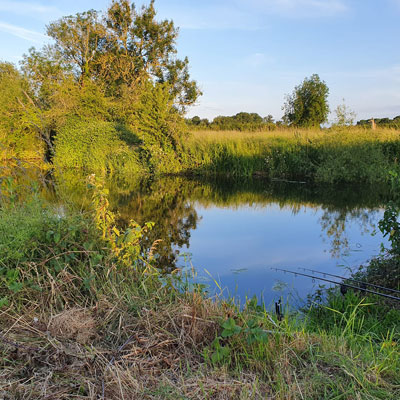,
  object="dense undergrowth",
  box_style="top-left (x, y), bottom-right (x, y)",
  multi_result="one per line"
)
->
top-left (1, 169), bottom-right (400, 399)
